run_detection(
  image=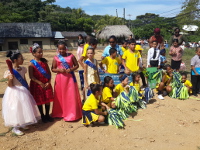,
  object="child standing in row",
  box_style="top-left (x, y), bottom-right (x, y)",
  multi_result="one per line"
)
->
top-left (29, 43), bottom-right (54, 123)
top-left (3, 51), bottom-right (40, 135)
top-left (121, 40), bottom-right (128, 53)
top-left (100, 48), bottom-right (121, 74)
top-left (122, 39), bottom-right (141, 74)
top-left (84, 46), bottom-right (100, 97)
top-left (169, 39), bottom-right (183, 71)
top-left (160, 49), bottom-right (167, 69)
top-left (51, 40), bottom-right (82, 121)
top-left (191, 47), bottom-right (200, 96)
